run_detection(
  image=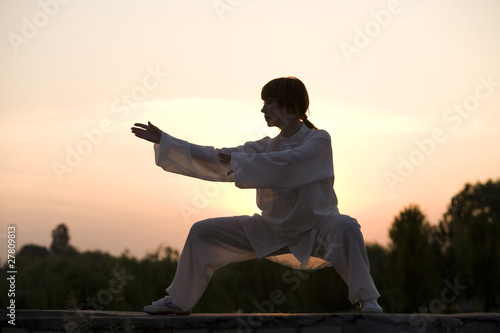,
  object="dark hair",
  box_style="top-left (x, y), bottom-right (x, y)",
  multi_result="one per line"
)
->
top-left (261, 76), bottom-right (317, 129)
